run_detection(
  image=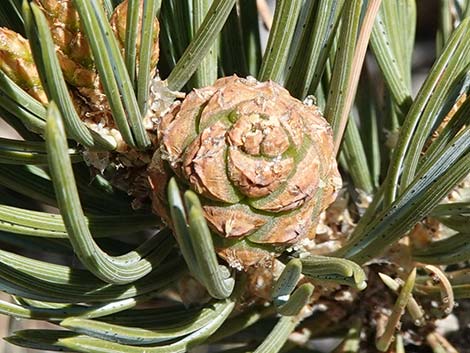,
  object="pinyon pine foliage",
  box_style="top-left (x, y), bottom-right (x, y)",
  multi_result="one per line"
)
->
top-left (0, 0), bottom-right (468, 352)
